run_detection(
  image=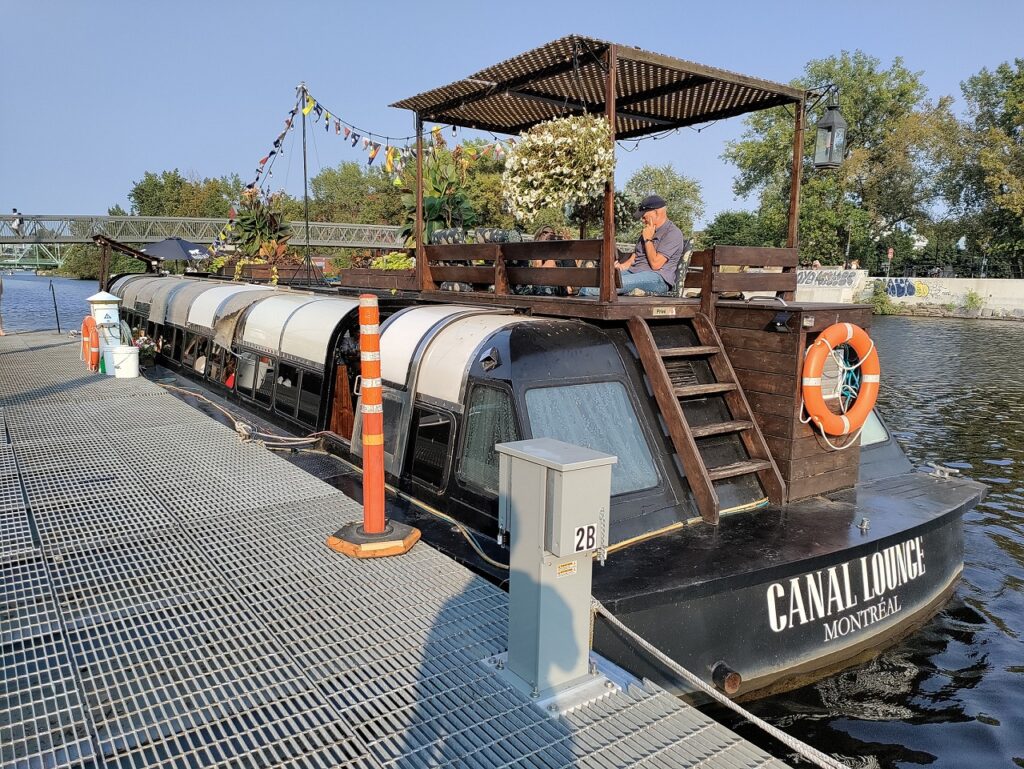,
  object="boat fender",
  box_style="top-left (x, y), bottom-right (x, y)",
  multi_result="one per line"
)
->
top-left (801, 322), bottom-right (879, 436)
